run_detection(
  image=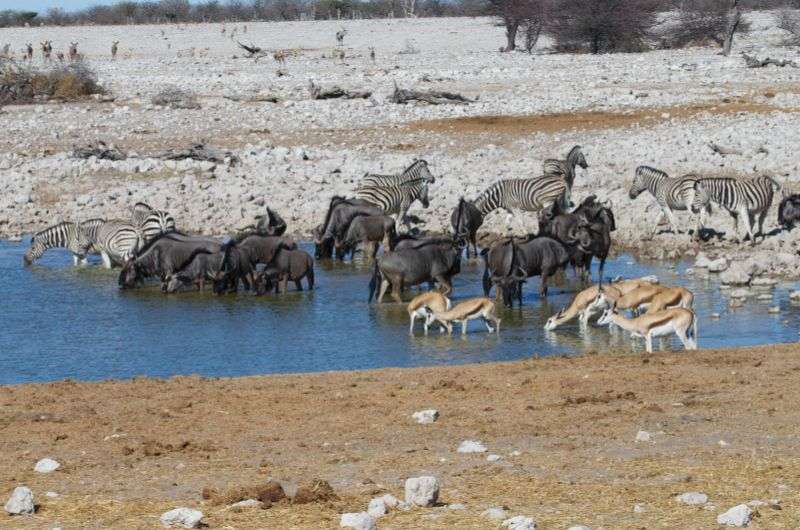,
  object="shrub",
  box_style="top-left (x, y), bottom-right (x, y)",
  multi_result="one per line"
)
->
top-left (546, 0), bottom-right (661, 54)
top-left (0, 60), bottom-right (104, 104)
top-left (777, 9), bottom-right (800, 45)
top-left (663, 0), bottom-right (751, 49)
top-left (151, 85), bottom-right (200, 109)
